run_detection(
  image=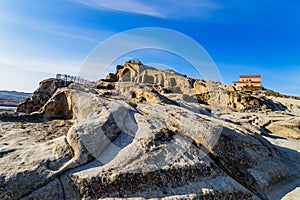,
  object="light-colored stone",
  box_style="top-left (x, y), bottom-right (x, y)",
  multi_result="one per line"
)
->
top-left (17, 78), bottom-right (71, 114)
top-left (1, 62), bottom-right (300, 199)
